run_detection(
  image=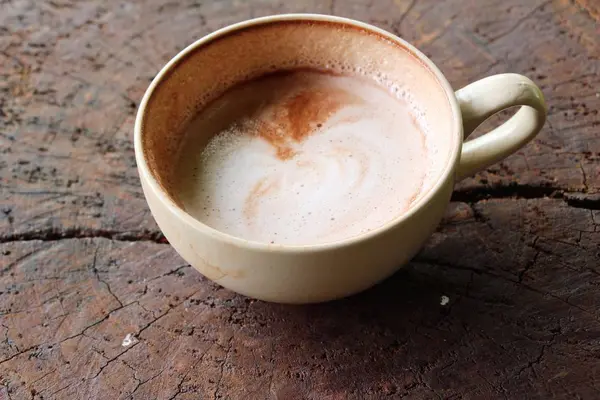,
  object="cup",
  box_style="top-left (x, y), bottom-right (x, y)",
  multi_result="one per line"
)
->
top-left (134, 14), bottom-right (546, 303)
